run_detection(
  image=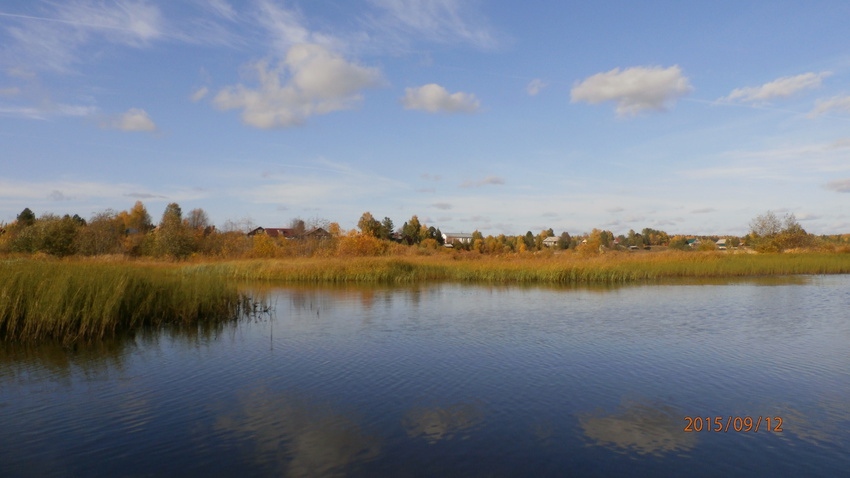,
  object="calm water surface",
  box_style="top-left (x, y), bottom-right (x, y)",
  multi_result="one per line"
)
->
top-left (1, 276), bottom-right (849, 477)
